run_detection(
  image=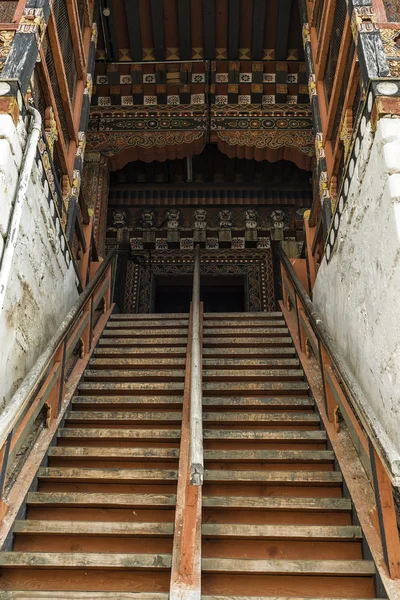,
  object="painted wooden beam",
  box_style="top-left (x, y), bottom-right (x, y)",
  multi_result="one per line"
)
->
top-left (251, 0), bottom-right (266, 60)
top-left (150, 0), bottom-right (166, 61)
top-left (124, 0), bottom-right (143, 61)
top-left (228, 0), bottom-right (240, 60)
top-left (177, 0), bottom-right (191, 61)
top-left (203, 0), bottom-right (215, 60)
top-left (275, 0), bottom-right (292, 61)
